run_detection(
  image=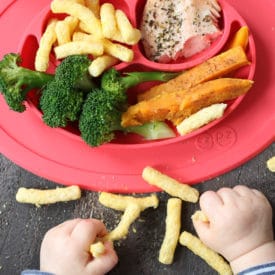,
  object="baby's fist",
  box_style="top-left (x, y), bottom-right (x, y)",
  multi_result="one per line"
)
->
top-left (193, 185), bottom-right (273, 262)
top-left (40, 219), bottom-right (118, 275)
